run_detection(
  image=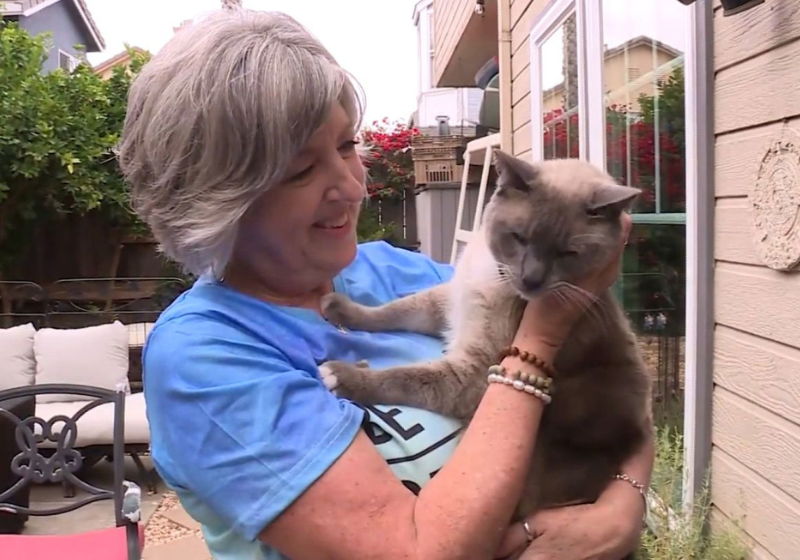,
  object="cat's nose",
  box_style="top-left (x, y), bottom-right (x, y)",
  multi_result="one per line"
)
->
top-left (522, 276), bottom-right (545, 292)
